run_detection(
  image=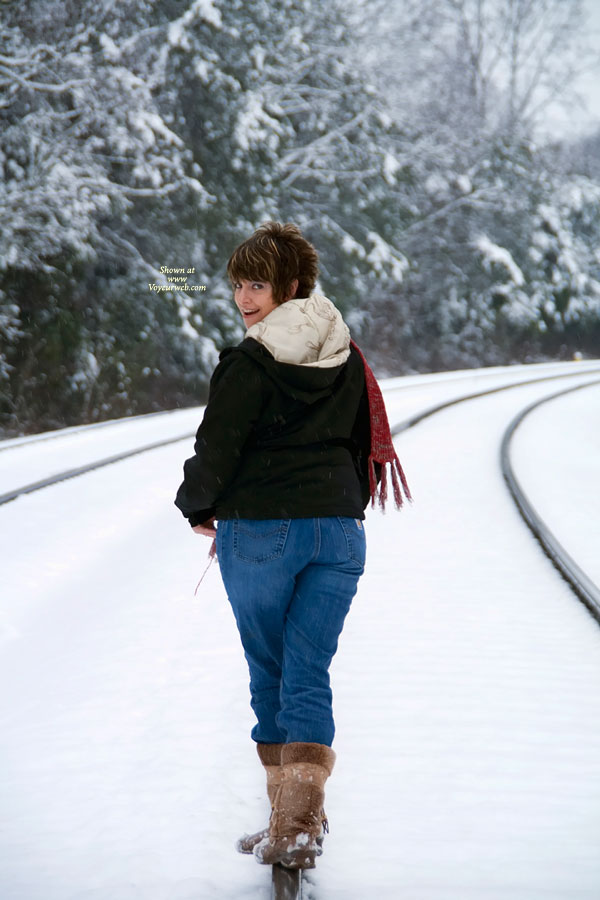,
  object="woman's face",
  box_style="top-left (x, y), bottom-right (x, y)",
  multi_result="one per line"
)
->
top-left (233, 280), bottom-right (278, 328)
